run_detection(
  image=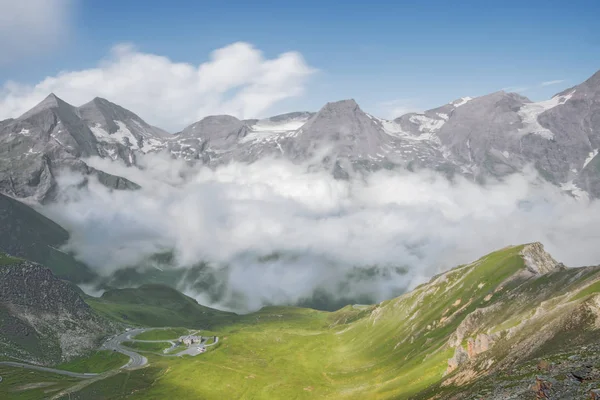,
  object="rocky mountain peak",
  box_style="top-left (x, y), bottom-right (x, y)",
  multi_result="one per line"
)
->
top-left (79, 97), bottom-right (144, 133)
top-left (519, 242), bottom-right (562, 274)
top-left (180, 115), bottom-right (245, 140)
top-left (317, 99), bottom-right (360, 116)
top-left (267, 111), bottom-right (314, 123)
top-left (18, 93), bottom-right (77, 121)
